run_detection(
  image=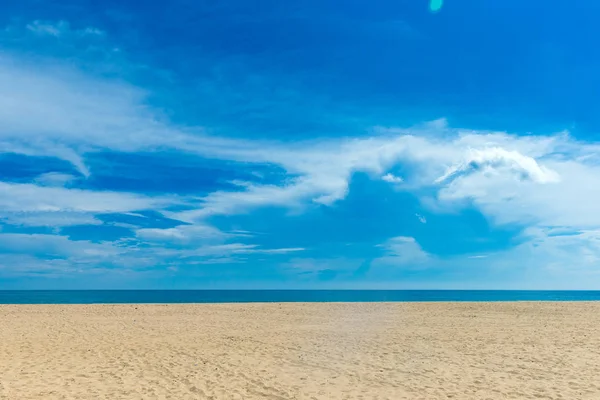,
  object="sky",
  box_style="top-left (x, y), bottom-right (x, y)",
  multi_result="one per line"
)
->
top-left (2, 0), bottom-right (600, 289)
